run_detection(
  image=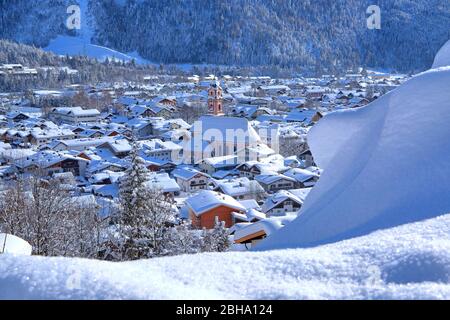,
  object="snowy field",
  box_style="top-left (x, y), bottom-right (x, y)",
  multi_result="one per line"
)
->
top-left (1, 213), bottom-right (450, 300)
